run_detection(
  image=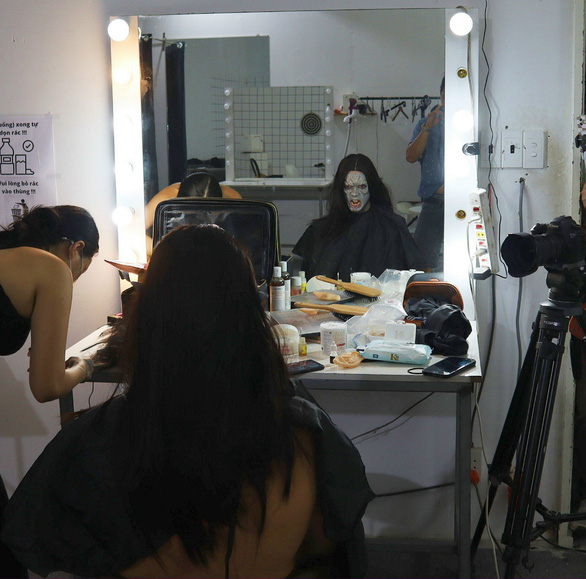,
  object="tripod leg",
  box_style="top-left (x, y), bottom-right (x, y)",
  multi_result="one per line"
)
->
top-left (502, 307), bottom-right (569, 578)
top-left (471, 311), bottom-right (541, 558)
